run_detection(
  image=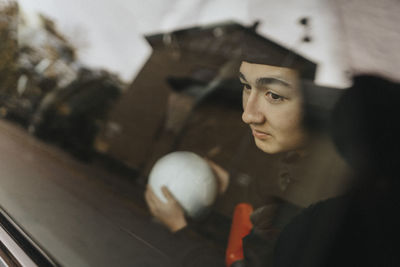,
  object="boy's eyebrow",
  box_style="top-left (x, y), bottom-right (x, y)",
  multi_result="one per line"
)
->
top-left (239, 72), bottom-right (292, 88)
top-left (239, 72), bottom-right (291, 88)
top-left (256, 77), bottom-right (291, 88)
